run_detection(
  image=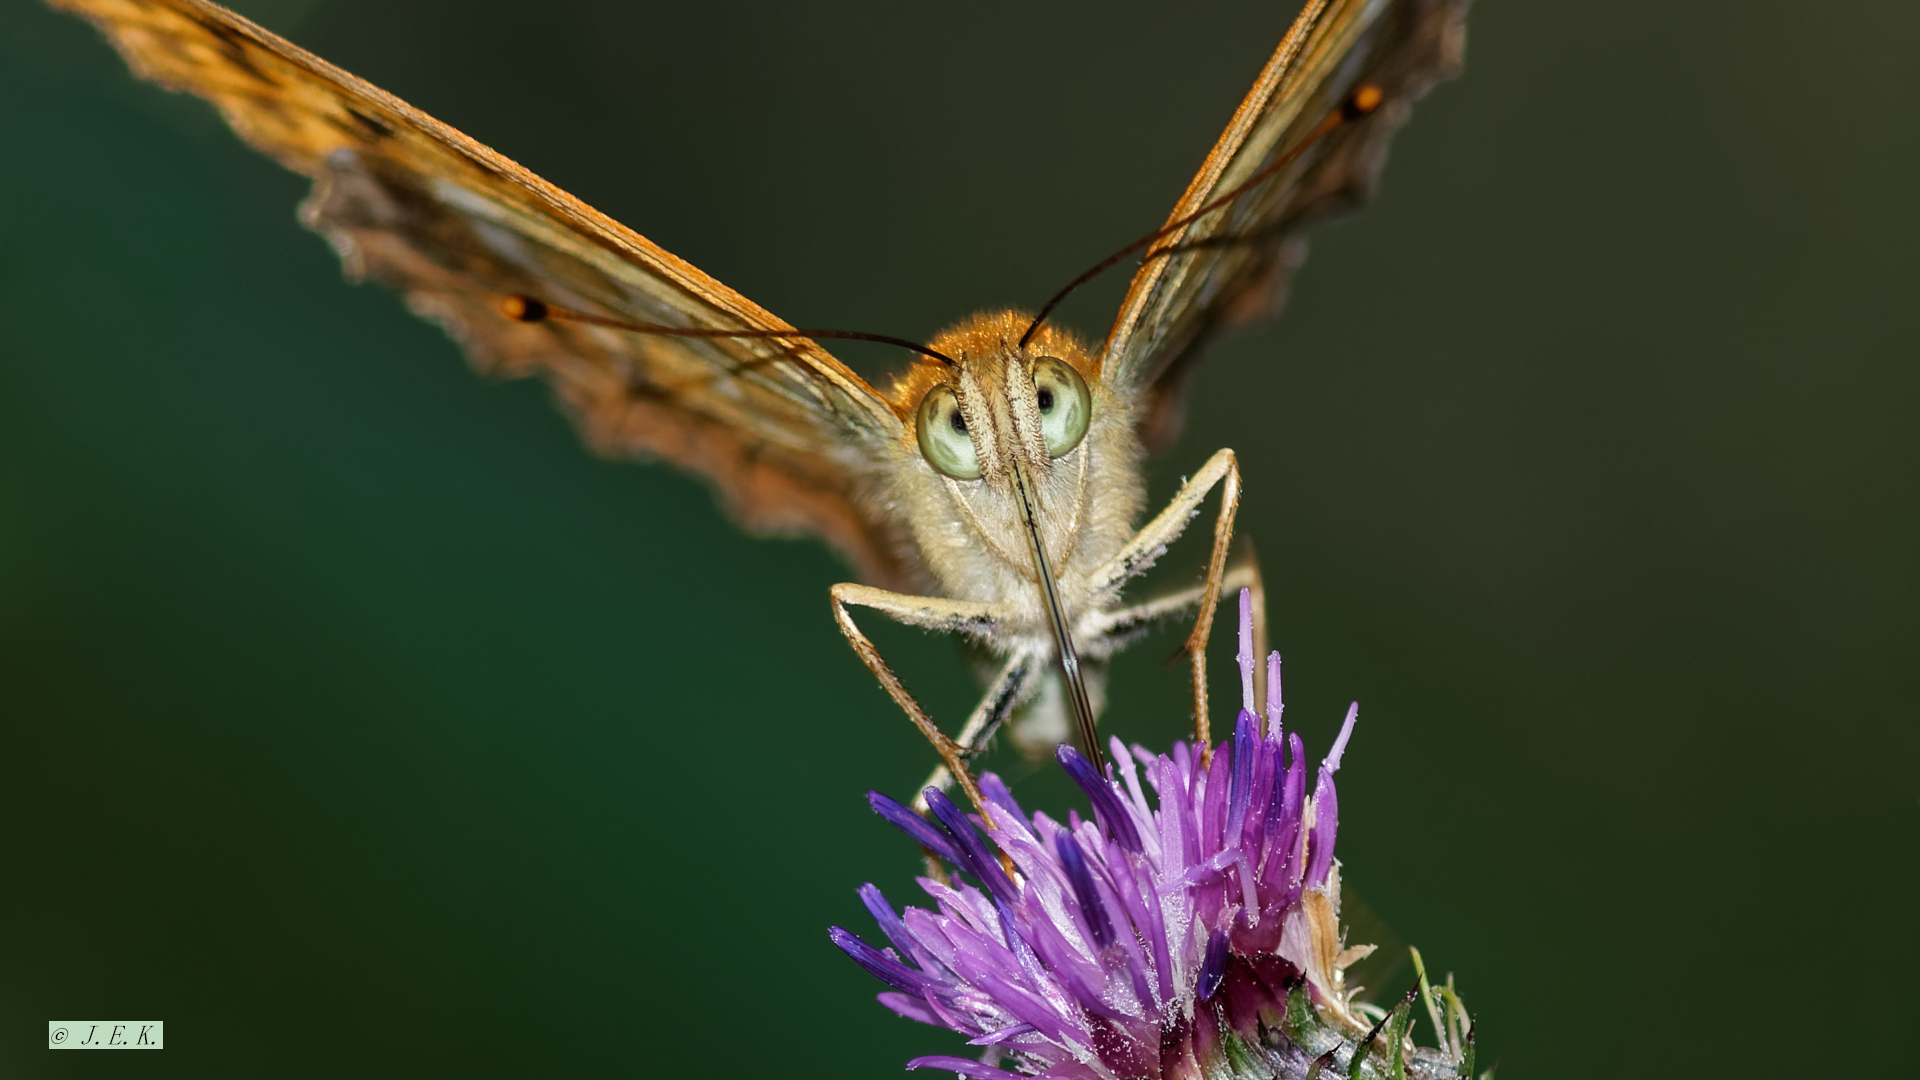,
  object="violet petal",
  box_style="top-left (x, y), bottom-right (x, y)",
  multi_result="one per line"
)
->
top-left (1198, 926), bottom-right (1230, 1001)
top-left (858, 883), bottom-right (917, 956)
top-left (1324, 702), bottom-right (1358, 773)
top-left (871, 791), bottom-right (961, 865)
top-left (1236, 587), bottom-right (1256, 715)
top-left (1265, 651), bottom-right (1284, 736)
top-left (906, 1055), bottom-right (1029, 1080)
top-left (1306, 767), bottom-right (1339, 890)
top-left (926, 788), bottom-right (1018, 905)
top-left (830, 927), bottom-right (930, 994)
top-left (1054, 831), bottom-right (1116, 949)
top-left (1057, 745), bottom-right (1145, 853)
top-left (978, 772), bottom-right (1030, 832)
top-left (878, 991), bottom-right (942, 1026)
top-left (1227, 711), bottom-right (1256, 841)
